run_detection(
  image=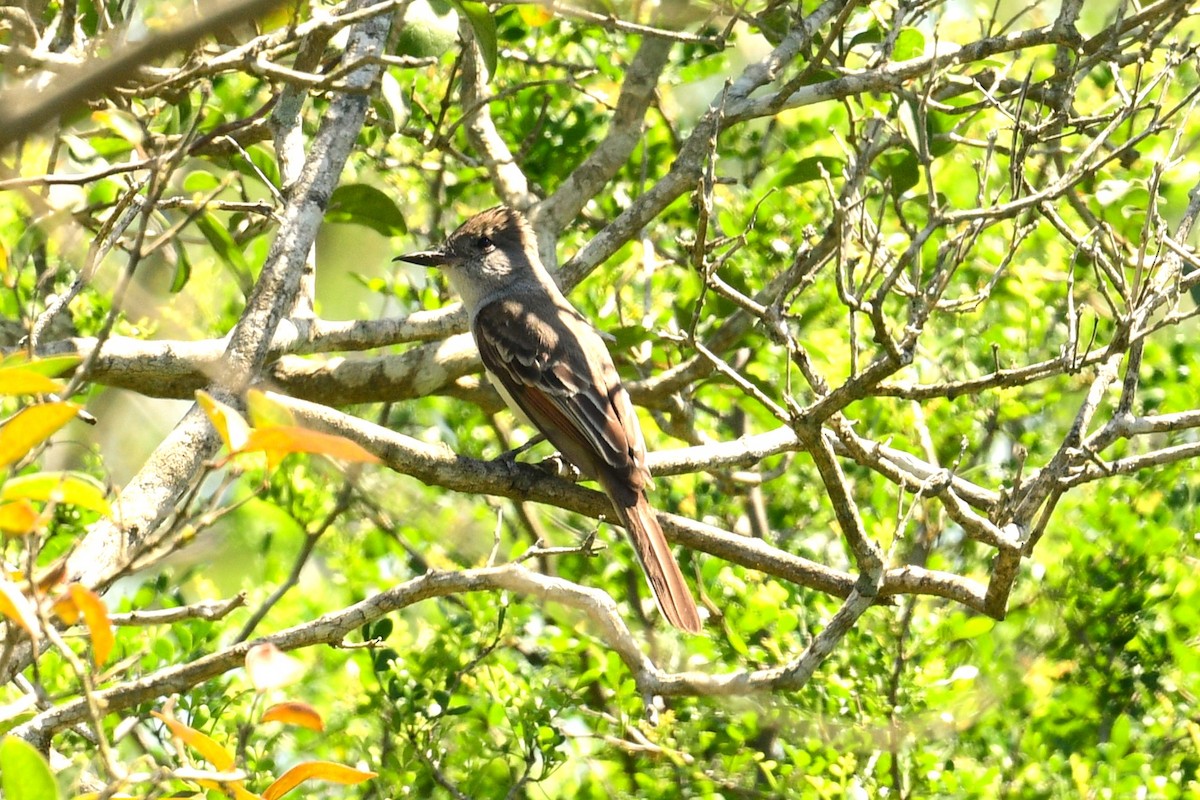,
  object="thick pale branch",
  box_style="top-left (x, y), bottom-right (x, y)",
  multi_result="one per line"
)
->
top-left (61, 2), bottom-right (393, 592)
